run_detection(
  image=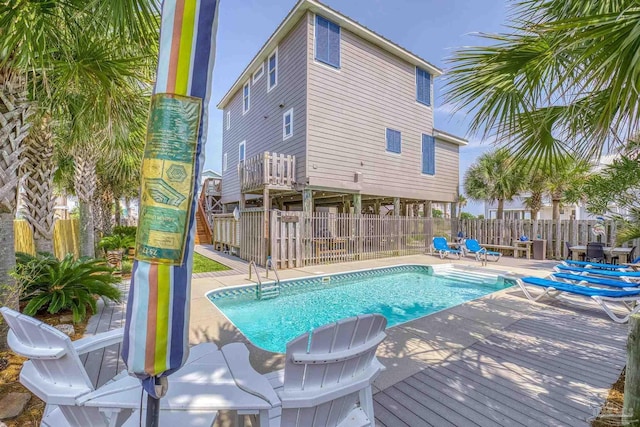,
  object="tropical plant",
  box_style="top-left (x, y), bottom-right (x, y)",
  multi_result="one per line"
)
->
top-left (113, 226), bottom-right (137, 238)
top-left (13, 253), bottom-right (121, 323)
top-left (571, 140), bottom-right (640, 243)
top-left (98, 234), bottom-right (136, 253)
top-left (432, 209), bottom-right (444, 218)
top-left (0, 0), bottom-right (159, 260)
top-left (0, 71), bottom-right (31, 347)
top-left (464, 149), bottom-right (526, 219)
top-left (444, 0), bottom-right (640, 166)
top-left (544, 157), bottom-right (590, 220)
top-left (460, 212), bottom-right (476, 220)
